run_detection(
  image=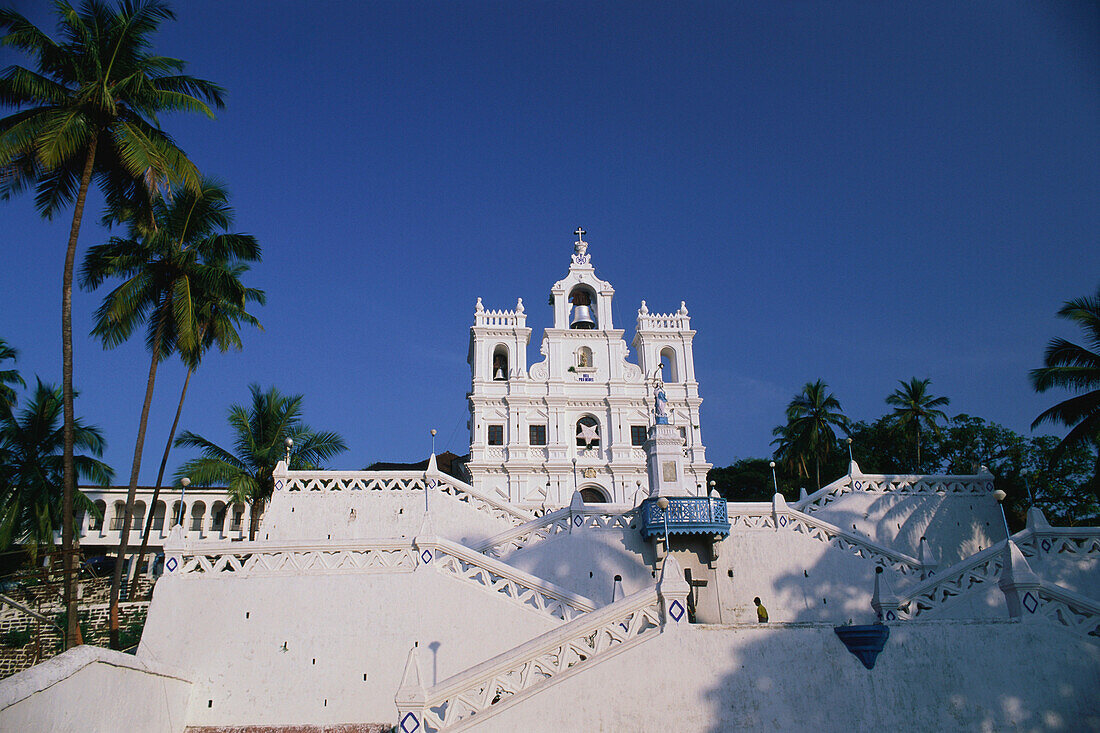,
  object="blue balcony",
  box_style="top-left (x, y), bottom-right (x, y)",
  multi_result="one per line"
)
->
top-left (639, 497), bottom-right (730, 540)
